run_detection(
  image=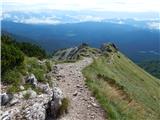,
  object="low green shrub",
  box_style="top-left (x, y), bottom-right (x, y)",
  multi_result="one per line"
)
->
top-left (2, 69), bottom-right (22, 84)
top-left (23, 92), bottom-right (31, 100)
top-left (7, 84), bottom-right (21, 93)
top-left (58, 98), bottom-right (70, 117)
top-left (25, 57), bottom-right (47, 83)
top-left (32, 69), bottom-right (46, 82)
top-left (16, 42), bottom-right (47, 60)
top-left (1, 43), bottom-right (24, 74)
top-left (45, 61), bottom-right (52, 72)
